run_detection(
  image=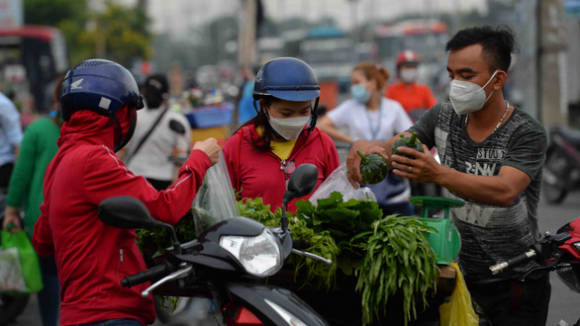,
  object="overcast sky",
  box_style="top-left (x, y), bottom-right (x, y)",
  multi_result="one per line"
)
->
top-left (145, 0), bottom-right (487, 35)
